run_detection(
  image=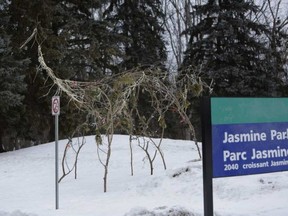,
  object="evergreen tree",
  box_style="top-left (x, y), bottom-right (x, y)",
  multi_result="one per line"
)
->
top-left (7, 0), bottom-right (121, 146)
top-left (181, 0), bottom-right (281, 96)
top-left (45, 0), bottom-right (121, 79)
top-left (7, 0), bottom-right (64, 145)
top-left (0, 1), bottom-right (28, 152)
top-left (266, 16), bottom-right (288, 93)
top-left (106, 0), bottom-right (167, 70)
top-left (9, 0), bottom-right (118, 80)
top-left (179, 0), bottom-right (286, 141)
top-left (104, 0), bottom-right (168, 136)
